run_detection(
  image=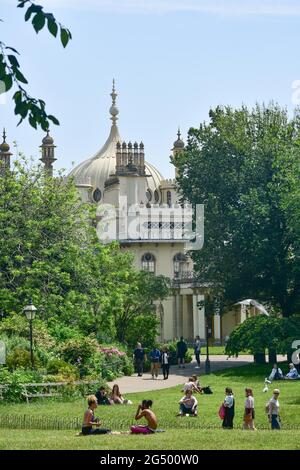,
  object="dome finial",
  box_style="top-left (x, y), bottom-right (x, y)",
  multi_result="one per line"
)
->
top-left (3, 128), bottom-right (7, 143)
top-left (0, 128), bottom-right (11, 153)
top-left (173, 127), bottom-right (185, 151)
top-left (177, 127), bottom-right (181, 140)
top-left (110, 78), bottom-right (119, 126)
